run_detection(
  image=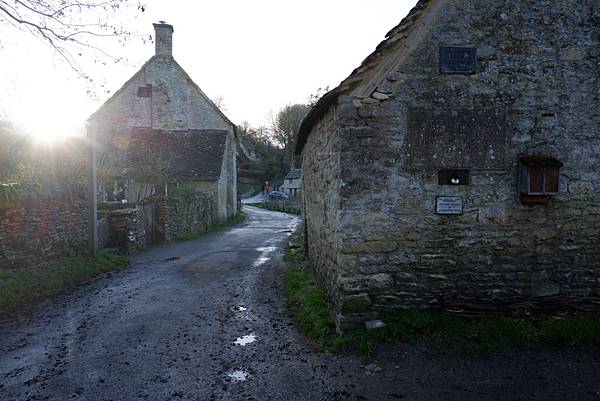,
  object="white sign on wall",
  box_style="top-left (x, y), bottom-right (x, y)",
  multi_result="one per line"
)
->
top-left (436, 196), bottom-right (464, 215)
